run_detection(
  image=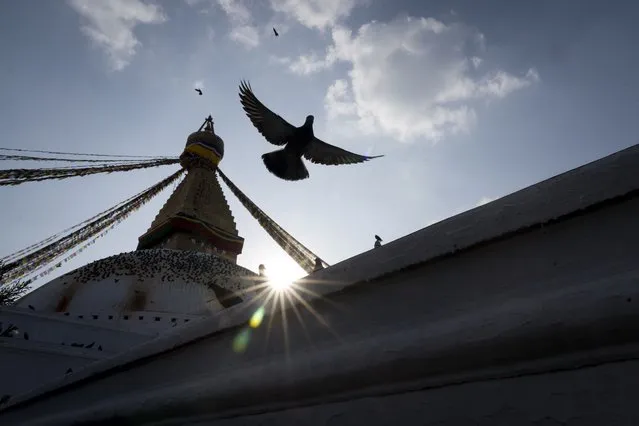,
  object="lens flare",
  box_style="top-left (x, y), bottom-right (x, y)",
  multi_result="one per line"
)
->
top-left (249, 306), bottom-right (265, 328)
top-left (232, 328), bottom-right (251, 353)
